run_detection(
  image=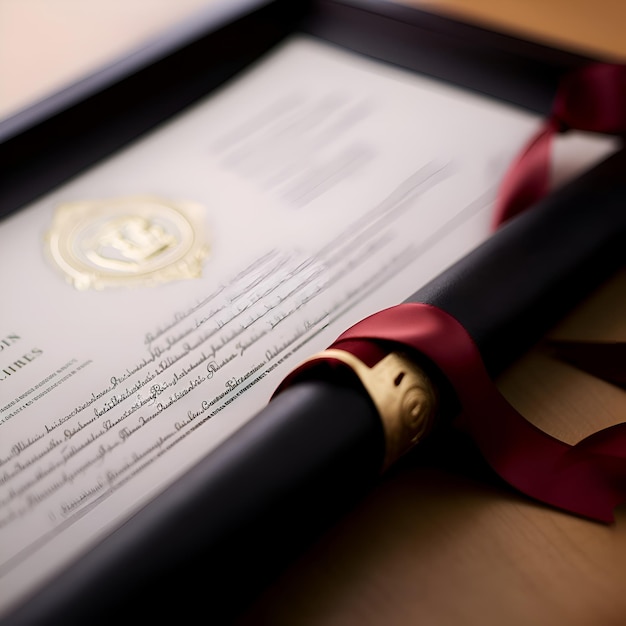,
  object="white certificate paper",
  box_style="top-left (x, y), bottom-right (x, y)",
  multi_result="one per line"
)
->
top-left (0, 36), bottom-right (616, 615)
